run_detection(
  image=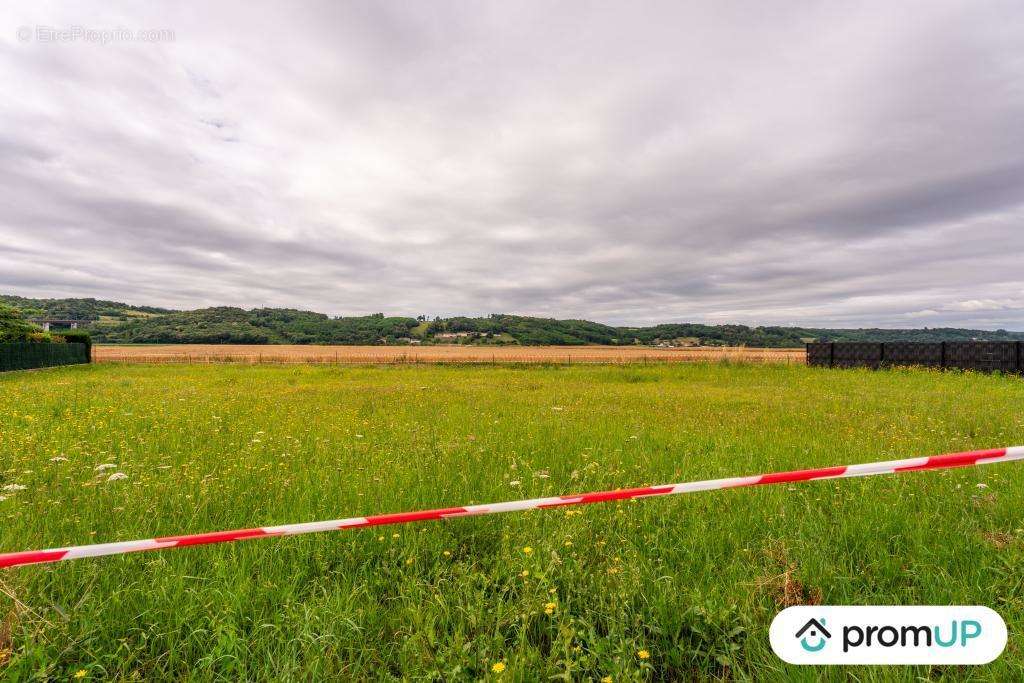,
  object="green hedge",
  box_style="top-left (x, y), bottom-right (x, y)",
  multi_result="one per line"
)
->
top-left (57, 329), bottom-right (93, 351)
top-left (0, 342), bottom-right (91, 372)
